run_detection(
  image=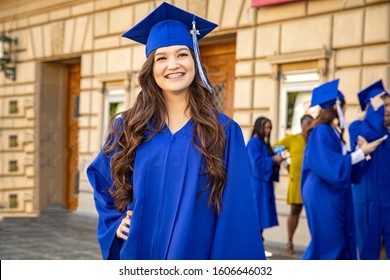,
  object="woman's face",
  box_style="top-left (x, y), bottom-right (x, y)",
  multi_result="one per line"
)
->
top-left (301, 117), bottom-right (313, 131)
top-left (263, 121), bottom-right (272, 138)
top-left (153, 45), bottom-right (195, 96)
